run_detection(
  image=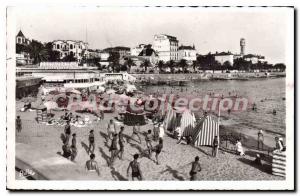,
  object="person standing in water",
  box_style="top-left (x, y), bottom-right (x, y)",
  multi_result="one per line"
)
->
top-left (127, 154), bottom-right (143, 181)
top-left (85, 153), bottom-right (100, 176)
top-left (190, 156), bottom-right (202, 181)
top-left (64, 120), bottom-right (71, 144)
